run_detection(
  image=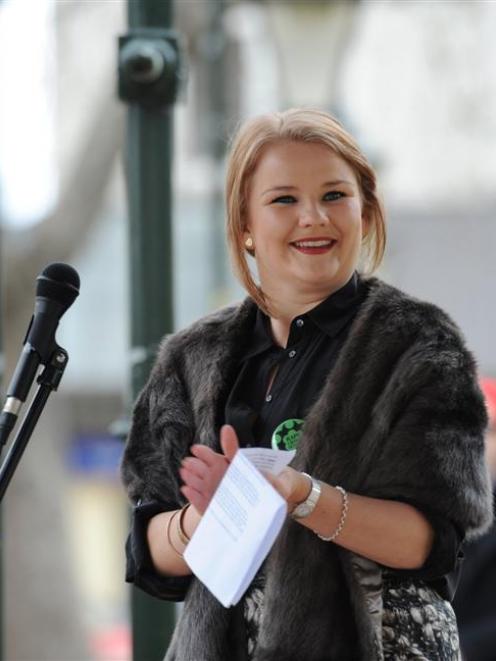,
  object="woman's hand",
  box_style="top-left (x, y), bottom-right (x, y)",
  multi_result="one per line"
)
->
top-left (179, 424), bottom-right (239, 514)
top-left (180, 425), bottom-right (310, 515)
top-left (264, 467), bottom-right (312, 512)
